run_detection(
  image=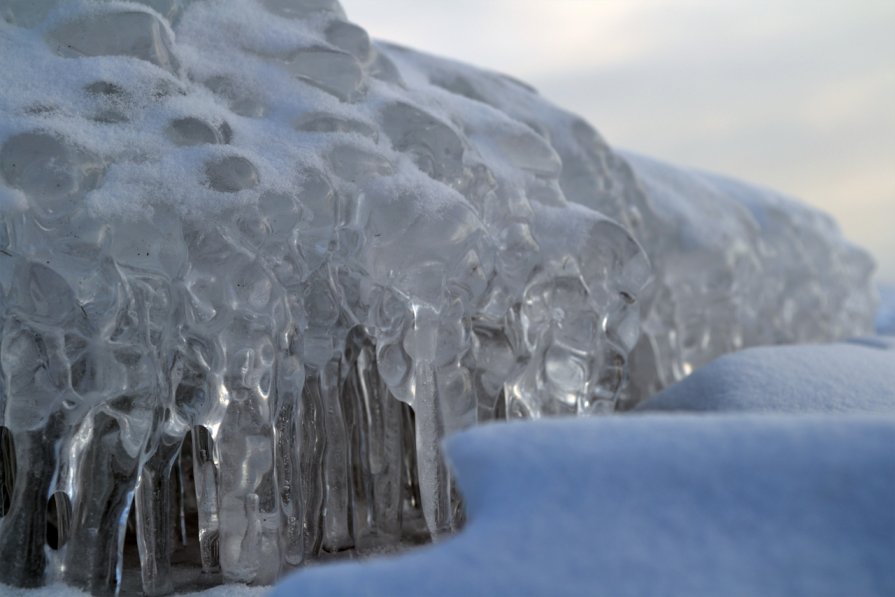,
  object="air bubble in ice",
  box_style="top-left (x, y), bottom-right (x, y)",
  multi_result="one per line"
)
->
top-left (48, 10), bottom-right (179, 76)
top-left (206, 156), bottom-right (259, 192)
top-left (283, 47), bottom-right (365, 101)
top-left (167, 117), bottom-right (228, 146)
top-left (0, 133), bottom-right (103, 216)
